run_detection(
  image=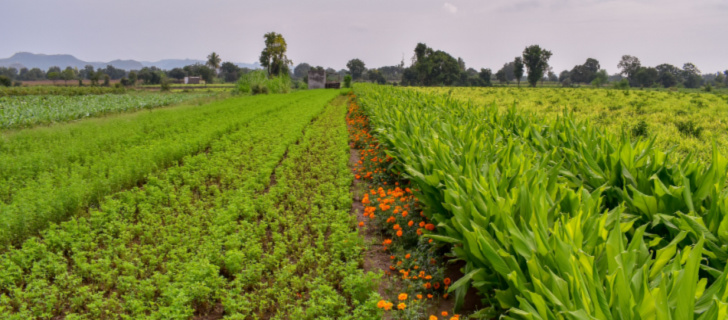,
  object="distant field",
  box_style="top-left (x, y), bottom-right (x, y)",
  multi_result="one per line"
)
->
top-left (0, 92), bottom-right (219, 129)
top-left (15, 80), bottom-right (236, 87)
top-left (418, 87), bottom-right (728, 161)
